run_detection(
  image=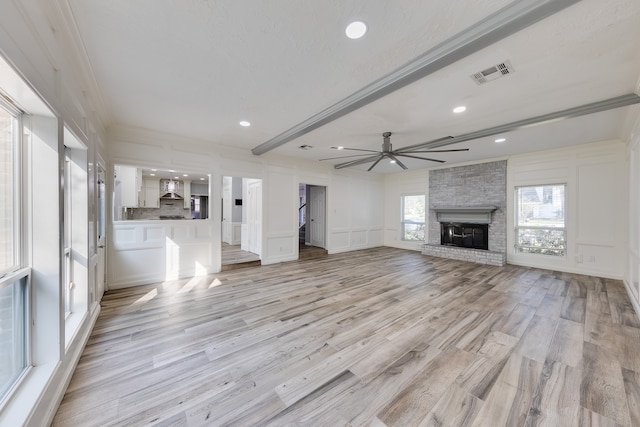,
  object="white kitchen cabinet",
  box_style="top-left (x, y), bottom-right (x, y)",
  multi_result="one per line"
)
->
top-left (140, 177), bottom-right (160, 208)
top-left (117, 165), bottom-right (140, 208)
